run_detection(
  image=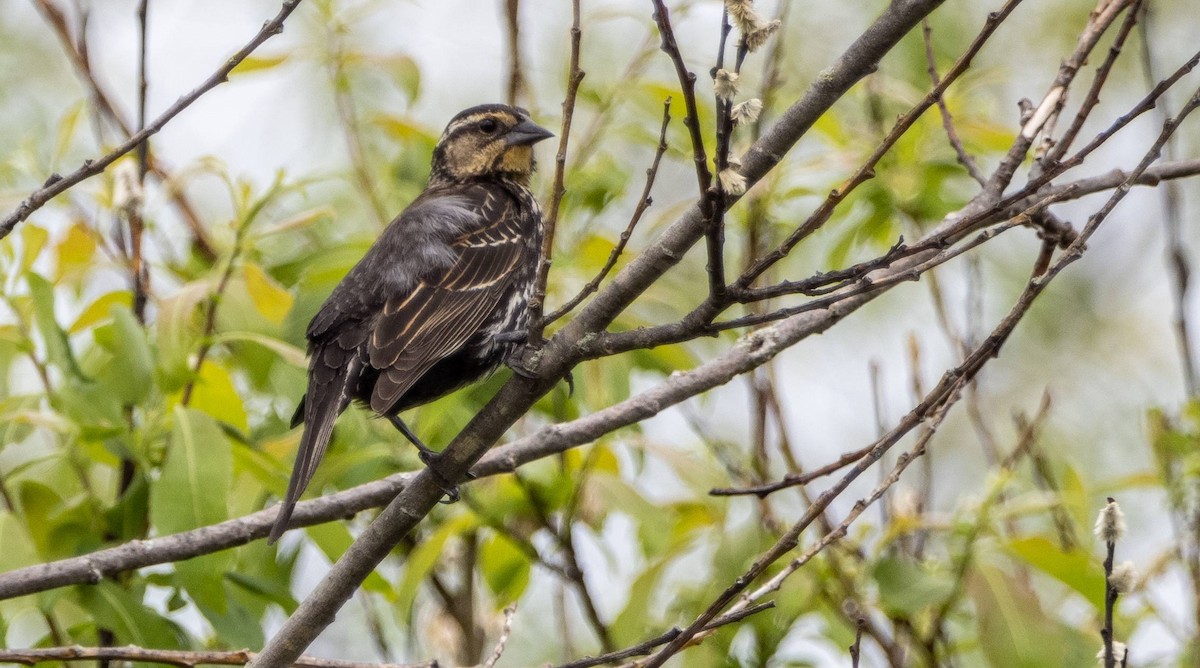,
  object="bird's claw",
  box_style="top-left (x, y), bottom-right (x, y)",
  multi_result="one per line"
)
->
top-left (504, 343), bottom-right (540, 378)
top-left (419, 450), bottom-right (463, 504)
